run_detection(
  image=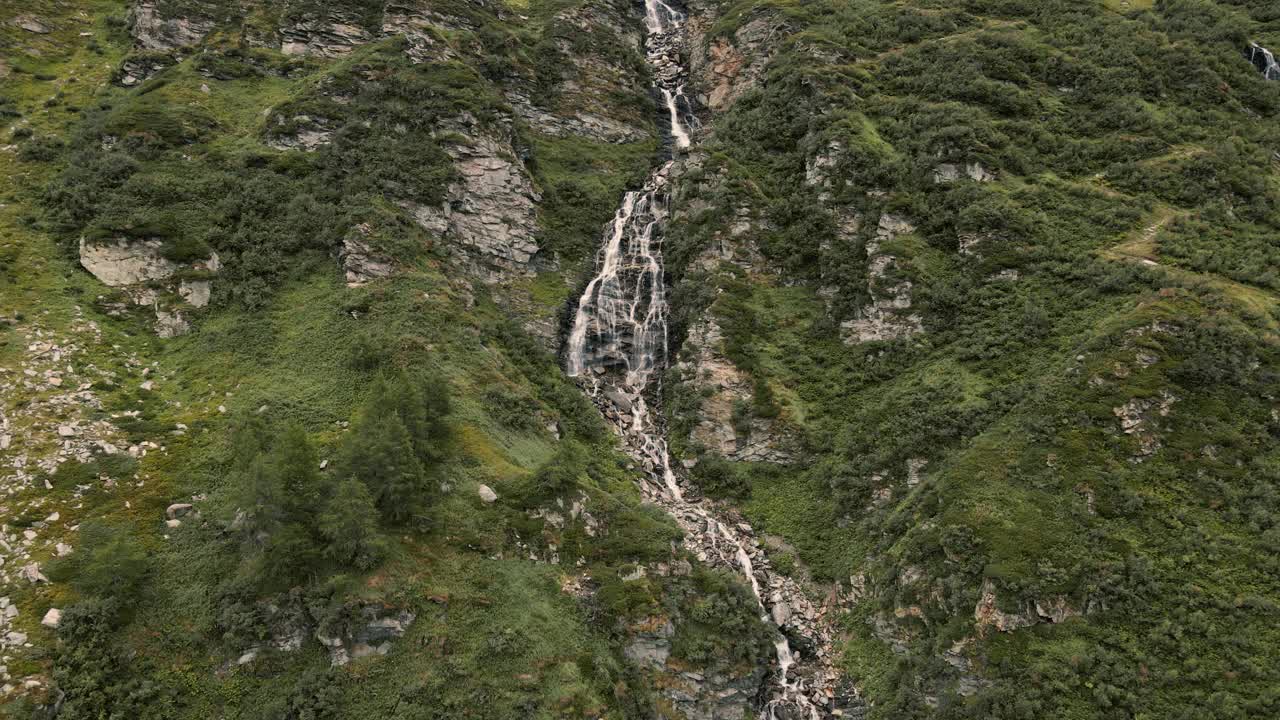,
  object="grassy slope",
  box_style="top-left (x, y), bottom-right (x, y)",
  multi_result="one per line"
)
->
top-left (0, 1), bottom-right (769, 717)
top-left (665, 0), bottom-right (1280, 717)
